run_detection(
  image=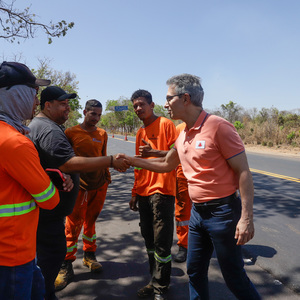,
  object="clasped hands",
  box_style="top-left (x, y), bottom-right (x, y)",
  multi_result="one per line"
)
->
top-left (112, 154), bottom-right (131, 172)
top-left (115, 139), bottom-right (152, 171)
